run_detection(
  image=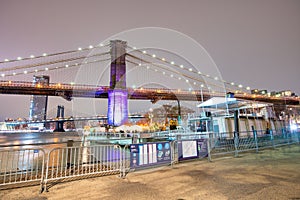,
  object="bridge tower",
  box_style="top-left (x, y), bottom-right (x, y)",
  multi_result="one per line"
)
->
top-left (107, 40), bottom-right (128, 126)
top-left (29, 75), bottom-right (49, 122)
top-left (53, 105), bottom-right (65, 132)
